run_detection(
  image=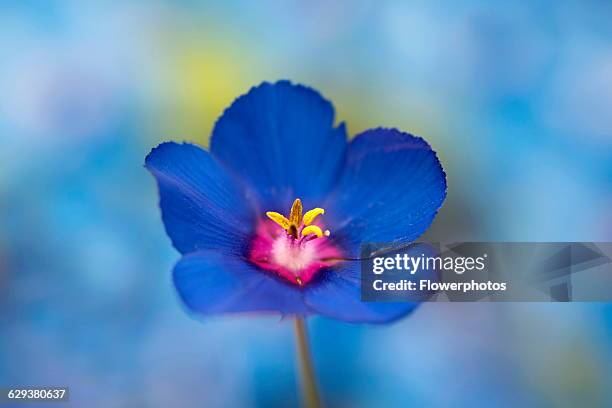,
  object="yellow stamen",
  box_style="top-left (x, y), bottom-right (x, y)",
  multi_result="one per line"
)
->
top-left (303, 208), bottom-right (324, 226)
top-left (265, 198), bottom-right (330, 241)
top-left (301, 225), bottom-right (324, 238)
top-left (289, 198), bottom-right (303, 226)
top-left (266, 212), bottom-right (290, 229)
